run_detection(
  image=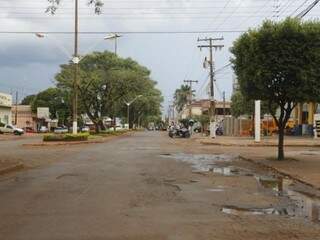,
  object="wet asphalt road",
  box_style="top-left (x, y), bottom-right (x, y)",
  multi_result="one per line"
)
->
top-left (0, 131), bottom-right (319, 240)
